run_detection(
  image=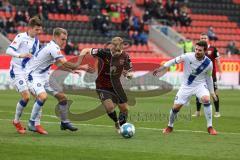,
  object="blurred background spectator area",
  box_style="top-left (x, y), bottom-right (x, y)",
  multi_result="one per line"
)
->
top-left (0, 0), bottom-right (240, 58)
